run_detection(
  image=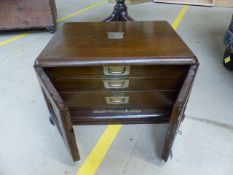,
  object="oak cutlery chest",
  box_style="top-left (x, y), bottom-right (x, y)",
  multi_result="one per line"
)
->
top-left (34, 21), bottom-right (198, 162)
